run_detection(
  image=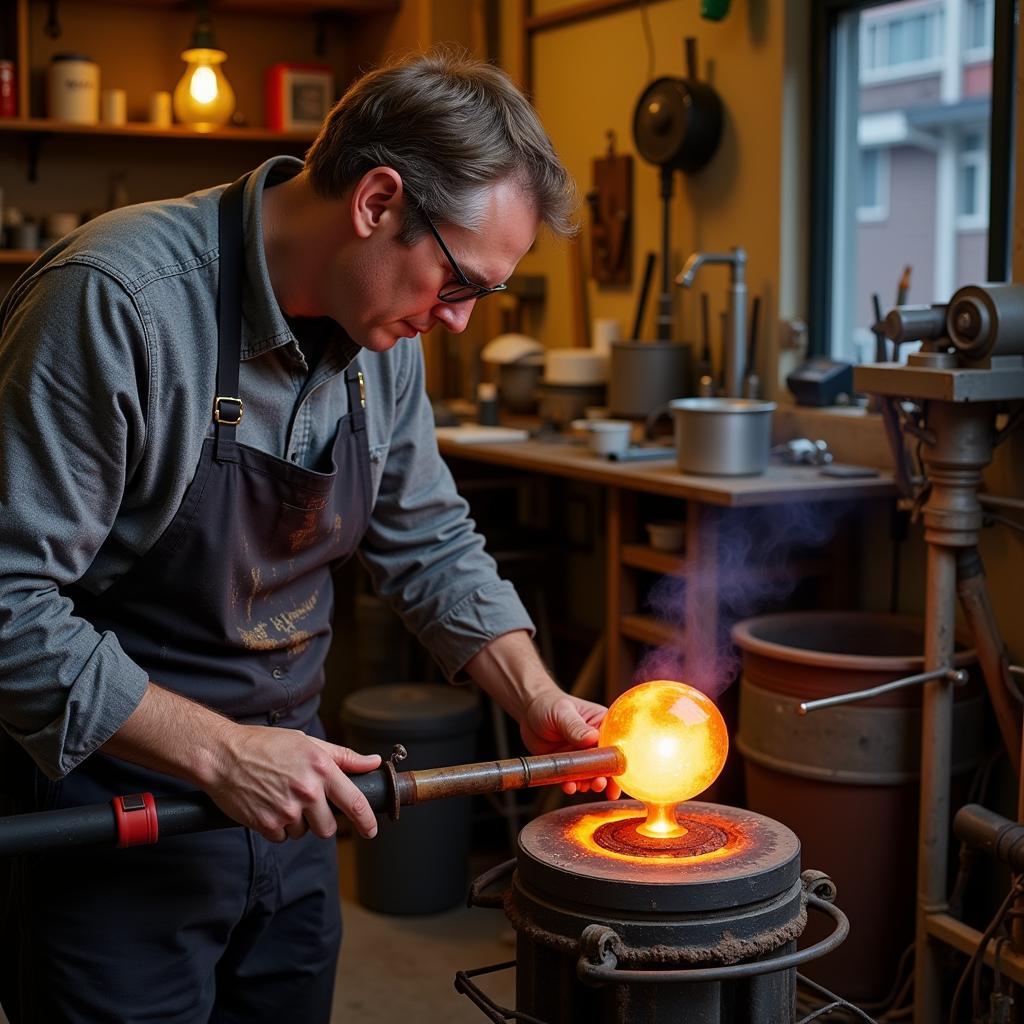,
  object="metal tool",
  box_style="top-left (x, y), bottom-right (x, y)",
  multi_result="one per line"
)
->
top-left (0, 745), bottom-right (625, 858)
